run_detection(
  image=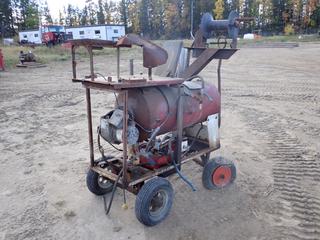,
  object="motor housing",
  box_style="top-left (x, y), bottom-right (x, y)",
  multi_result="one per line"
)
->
top-left (99, 109), bottom-right (139, 145)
